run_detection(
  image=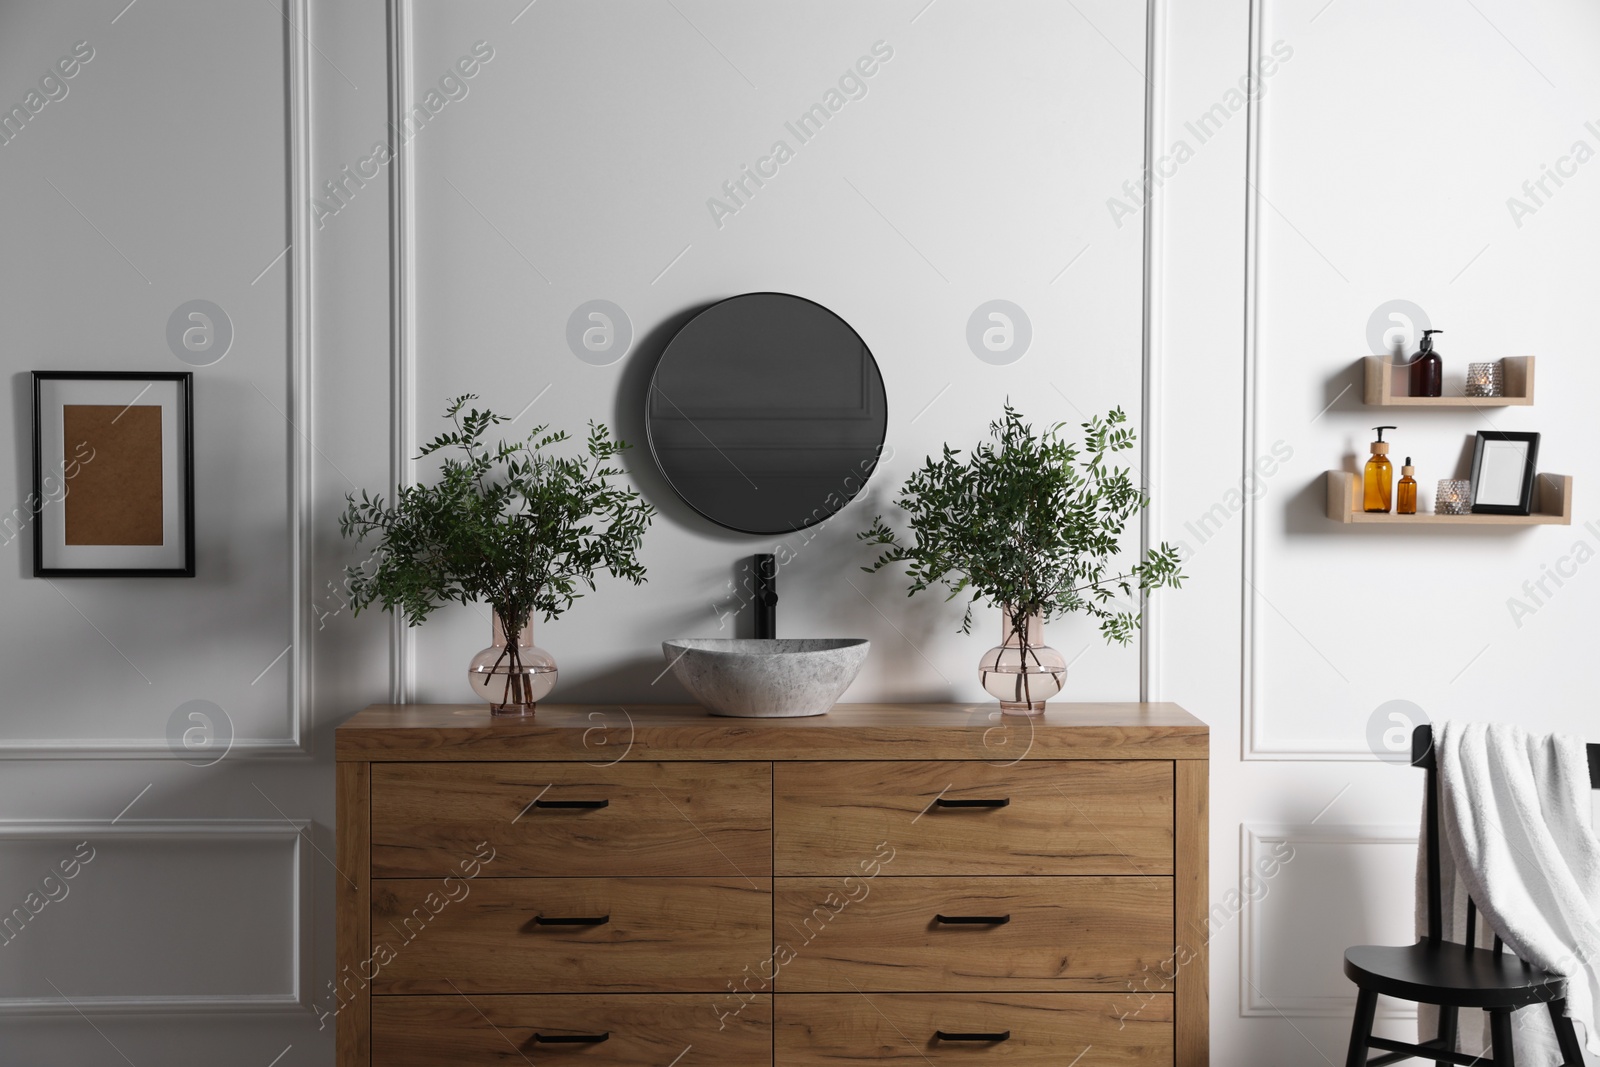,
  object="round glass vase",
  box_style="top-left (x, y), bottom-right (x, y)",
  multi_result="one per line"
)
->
top-left (467, 609), bottom-right (558, 717)
top-left (978, 608), bottom-right (1067, 715)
